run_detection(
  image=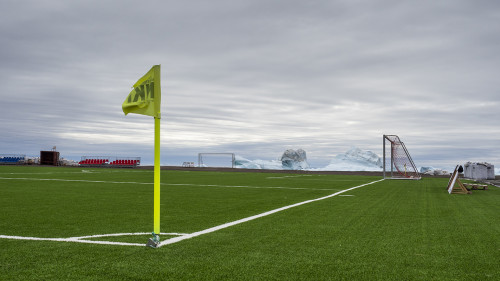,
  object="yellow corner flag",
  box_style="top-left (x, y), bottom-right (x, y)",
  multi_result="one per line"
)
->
top-left (123, 65), bottom-right (162, 235)
top-left (122, 65), bottom-right (161, 118)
